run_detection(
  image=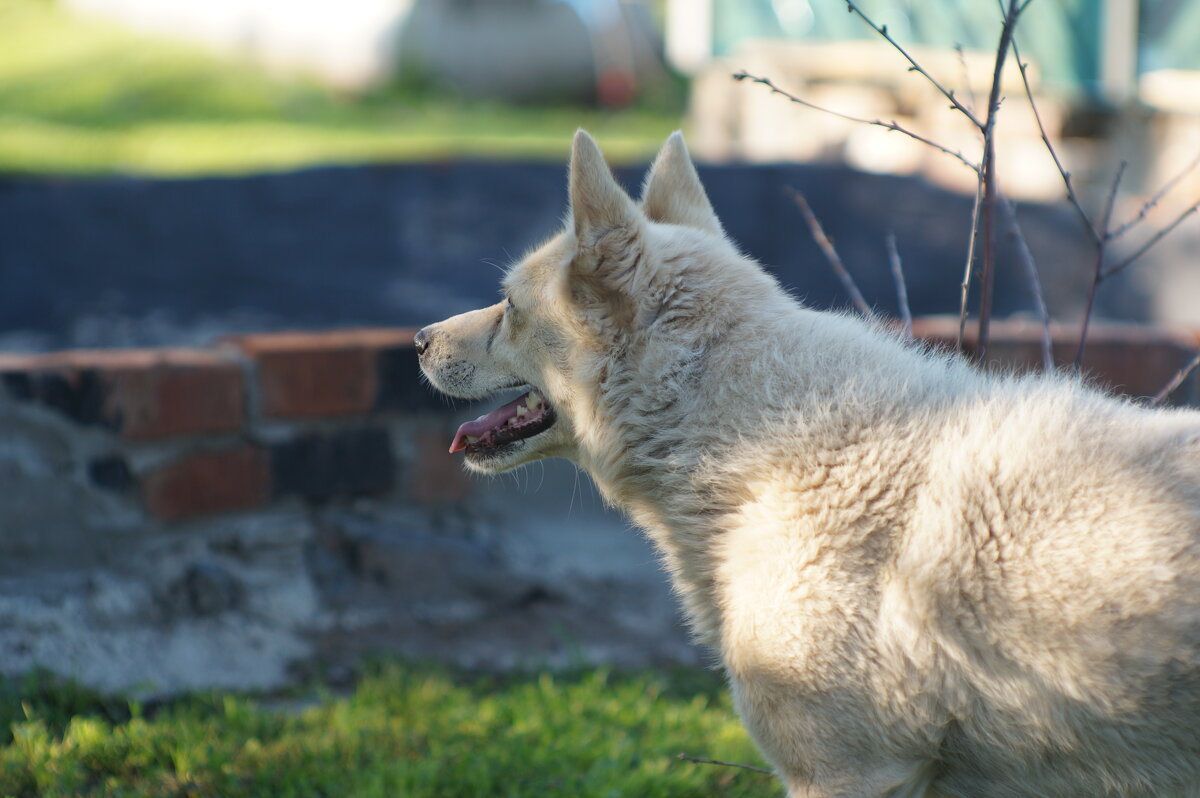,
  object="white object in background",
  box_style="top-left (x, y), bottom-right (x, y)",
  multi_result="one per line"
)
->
top-left (64, 0), bottom-right (415, 89)
top-left (665, 0), bottom-right (714, 74)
